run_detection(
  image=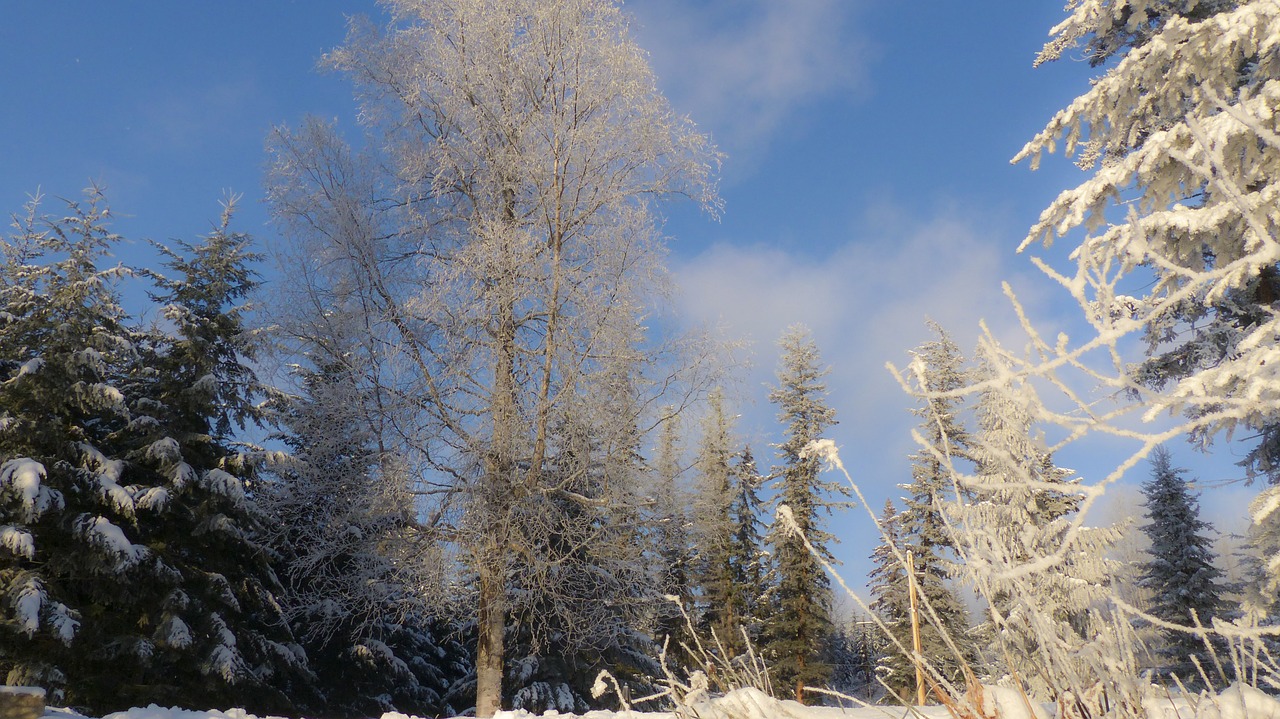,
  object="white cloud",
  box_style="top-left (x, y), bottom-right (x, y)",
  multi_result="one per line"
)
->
top-left (674, 210), bottom-right (1040, 445)
top-left (627, 0), bottom-right (868, 165)
top-left (671, 207), bottom-right (1048, 585)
